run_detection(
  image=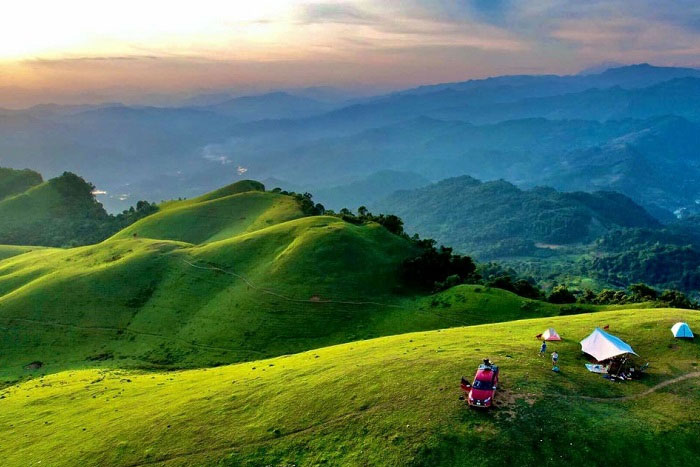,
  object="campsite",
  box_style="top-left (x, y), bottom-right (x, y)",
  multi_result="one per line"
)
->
top-left (1, 308), bottom-right (698, 466)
